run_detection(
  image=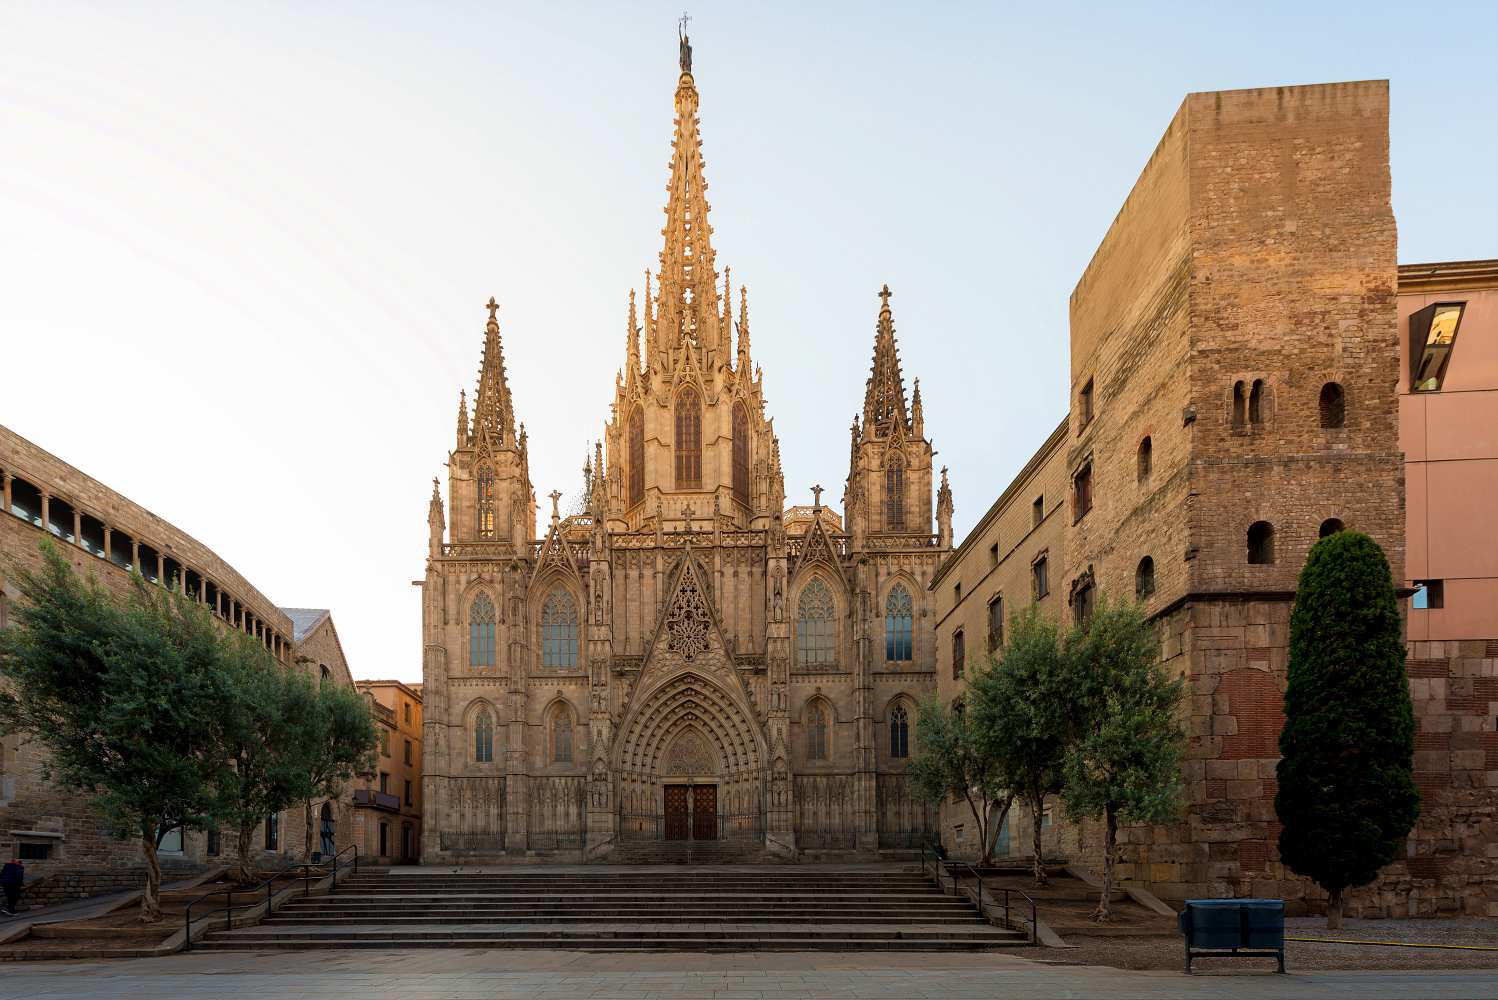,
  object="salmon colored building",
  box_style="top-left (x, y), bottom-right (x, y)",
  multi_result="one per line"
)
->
top-left (1398, 259), bottom-right (1498, 640)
